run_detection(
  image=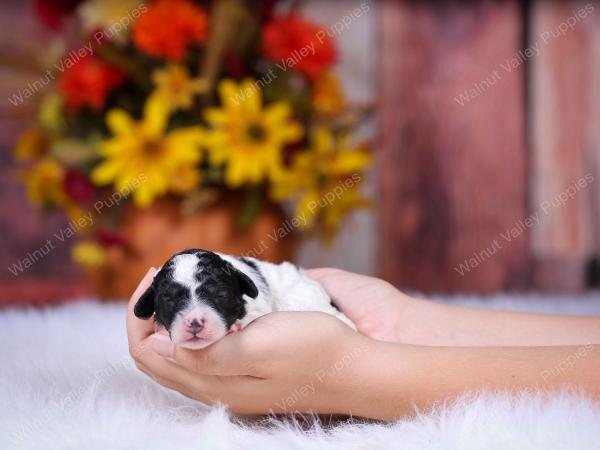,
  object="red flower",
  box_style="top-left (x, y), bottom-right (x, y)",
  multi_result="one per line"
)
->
top-left (132, 0), bottom-right (208, 61)
top-left (57, 55), bottom-right (124, 111)
top-left (63, 168), bottom-right (95, 205)
top-left (34, 0), bottom-right (82, 30)
top-left (223, 51), bottom-right (247, 79)
top-left (96, 229), bottom-right (129, 249)
top-left (262, 14), bottom-right (336, 79)
top-left (258, 0), bottom-right (279, 22)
